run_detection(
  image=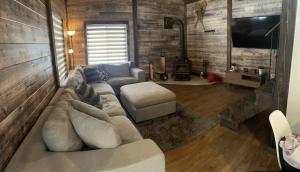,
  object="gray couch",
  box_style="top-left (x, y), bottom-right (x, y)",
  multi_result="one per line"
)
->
top-left (79, 62), bottom-right (145, 95)
top-left (5, 66), bottom-right (165, 172)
